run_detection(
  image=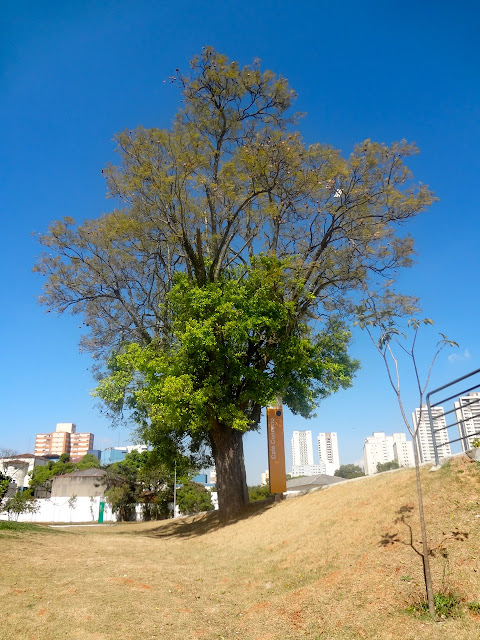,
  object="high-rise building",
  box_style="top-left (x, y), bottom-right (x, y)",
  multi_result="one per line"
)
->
top-left (363, 432), bottom-right (414, 475)
top-left (393, 433), bottom-right (415, 468)
top-left (317, 432), bottom-right (340, 476)
top-left (291, 430), bottom-right (314, 467)
top-left (34, 423), bottom-right (94, 459)
top-left (363, 432), bottom-right (392, 475)
top-left (454, 393), bottom-right (480, 451)
top-left (412, 406), bottom-right (451, 463)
